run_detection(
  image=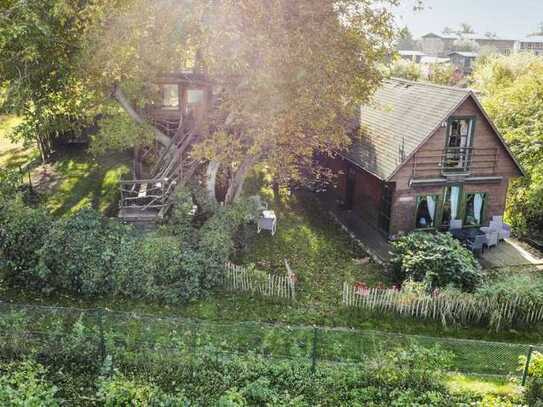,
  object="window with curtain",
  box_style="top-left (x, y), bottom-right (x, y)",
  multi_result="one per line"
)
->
top-left (464, 192), bottom-right (486, 226)
top-left (162, 84), bottom-right (179, 109)
top-left (440, 185), bottom-right (461, 228)
top-left (415, 195), bottom-right (438, 229)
